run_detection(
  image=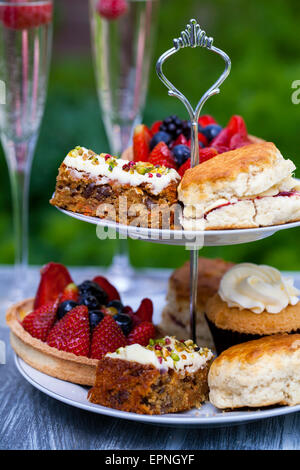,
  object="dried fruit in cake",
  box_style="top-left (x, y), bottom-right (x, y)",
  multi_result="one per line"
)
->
top-left (93, 276), bottom-right (121, 302)
top-left (22, 301), bottom-right (58, 342)
top-left (0, 3), bottom-right (53, 30)
top-left (135, 298), bottom-right (153, 323)
top-left (133, 124), bottom-right (152, 162)
top-left (47, 305), bottom-right (90, 357)
top-left (90, 315), bottom-right (127, 359)
top-left (34, 262), bottom-right (73, 309)
top-left (148, 142), bottom-right (176, 169)
top-left (127, 321), bottom-right (156, 346)
top-left (96, 0), bottom-right (128, 20)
